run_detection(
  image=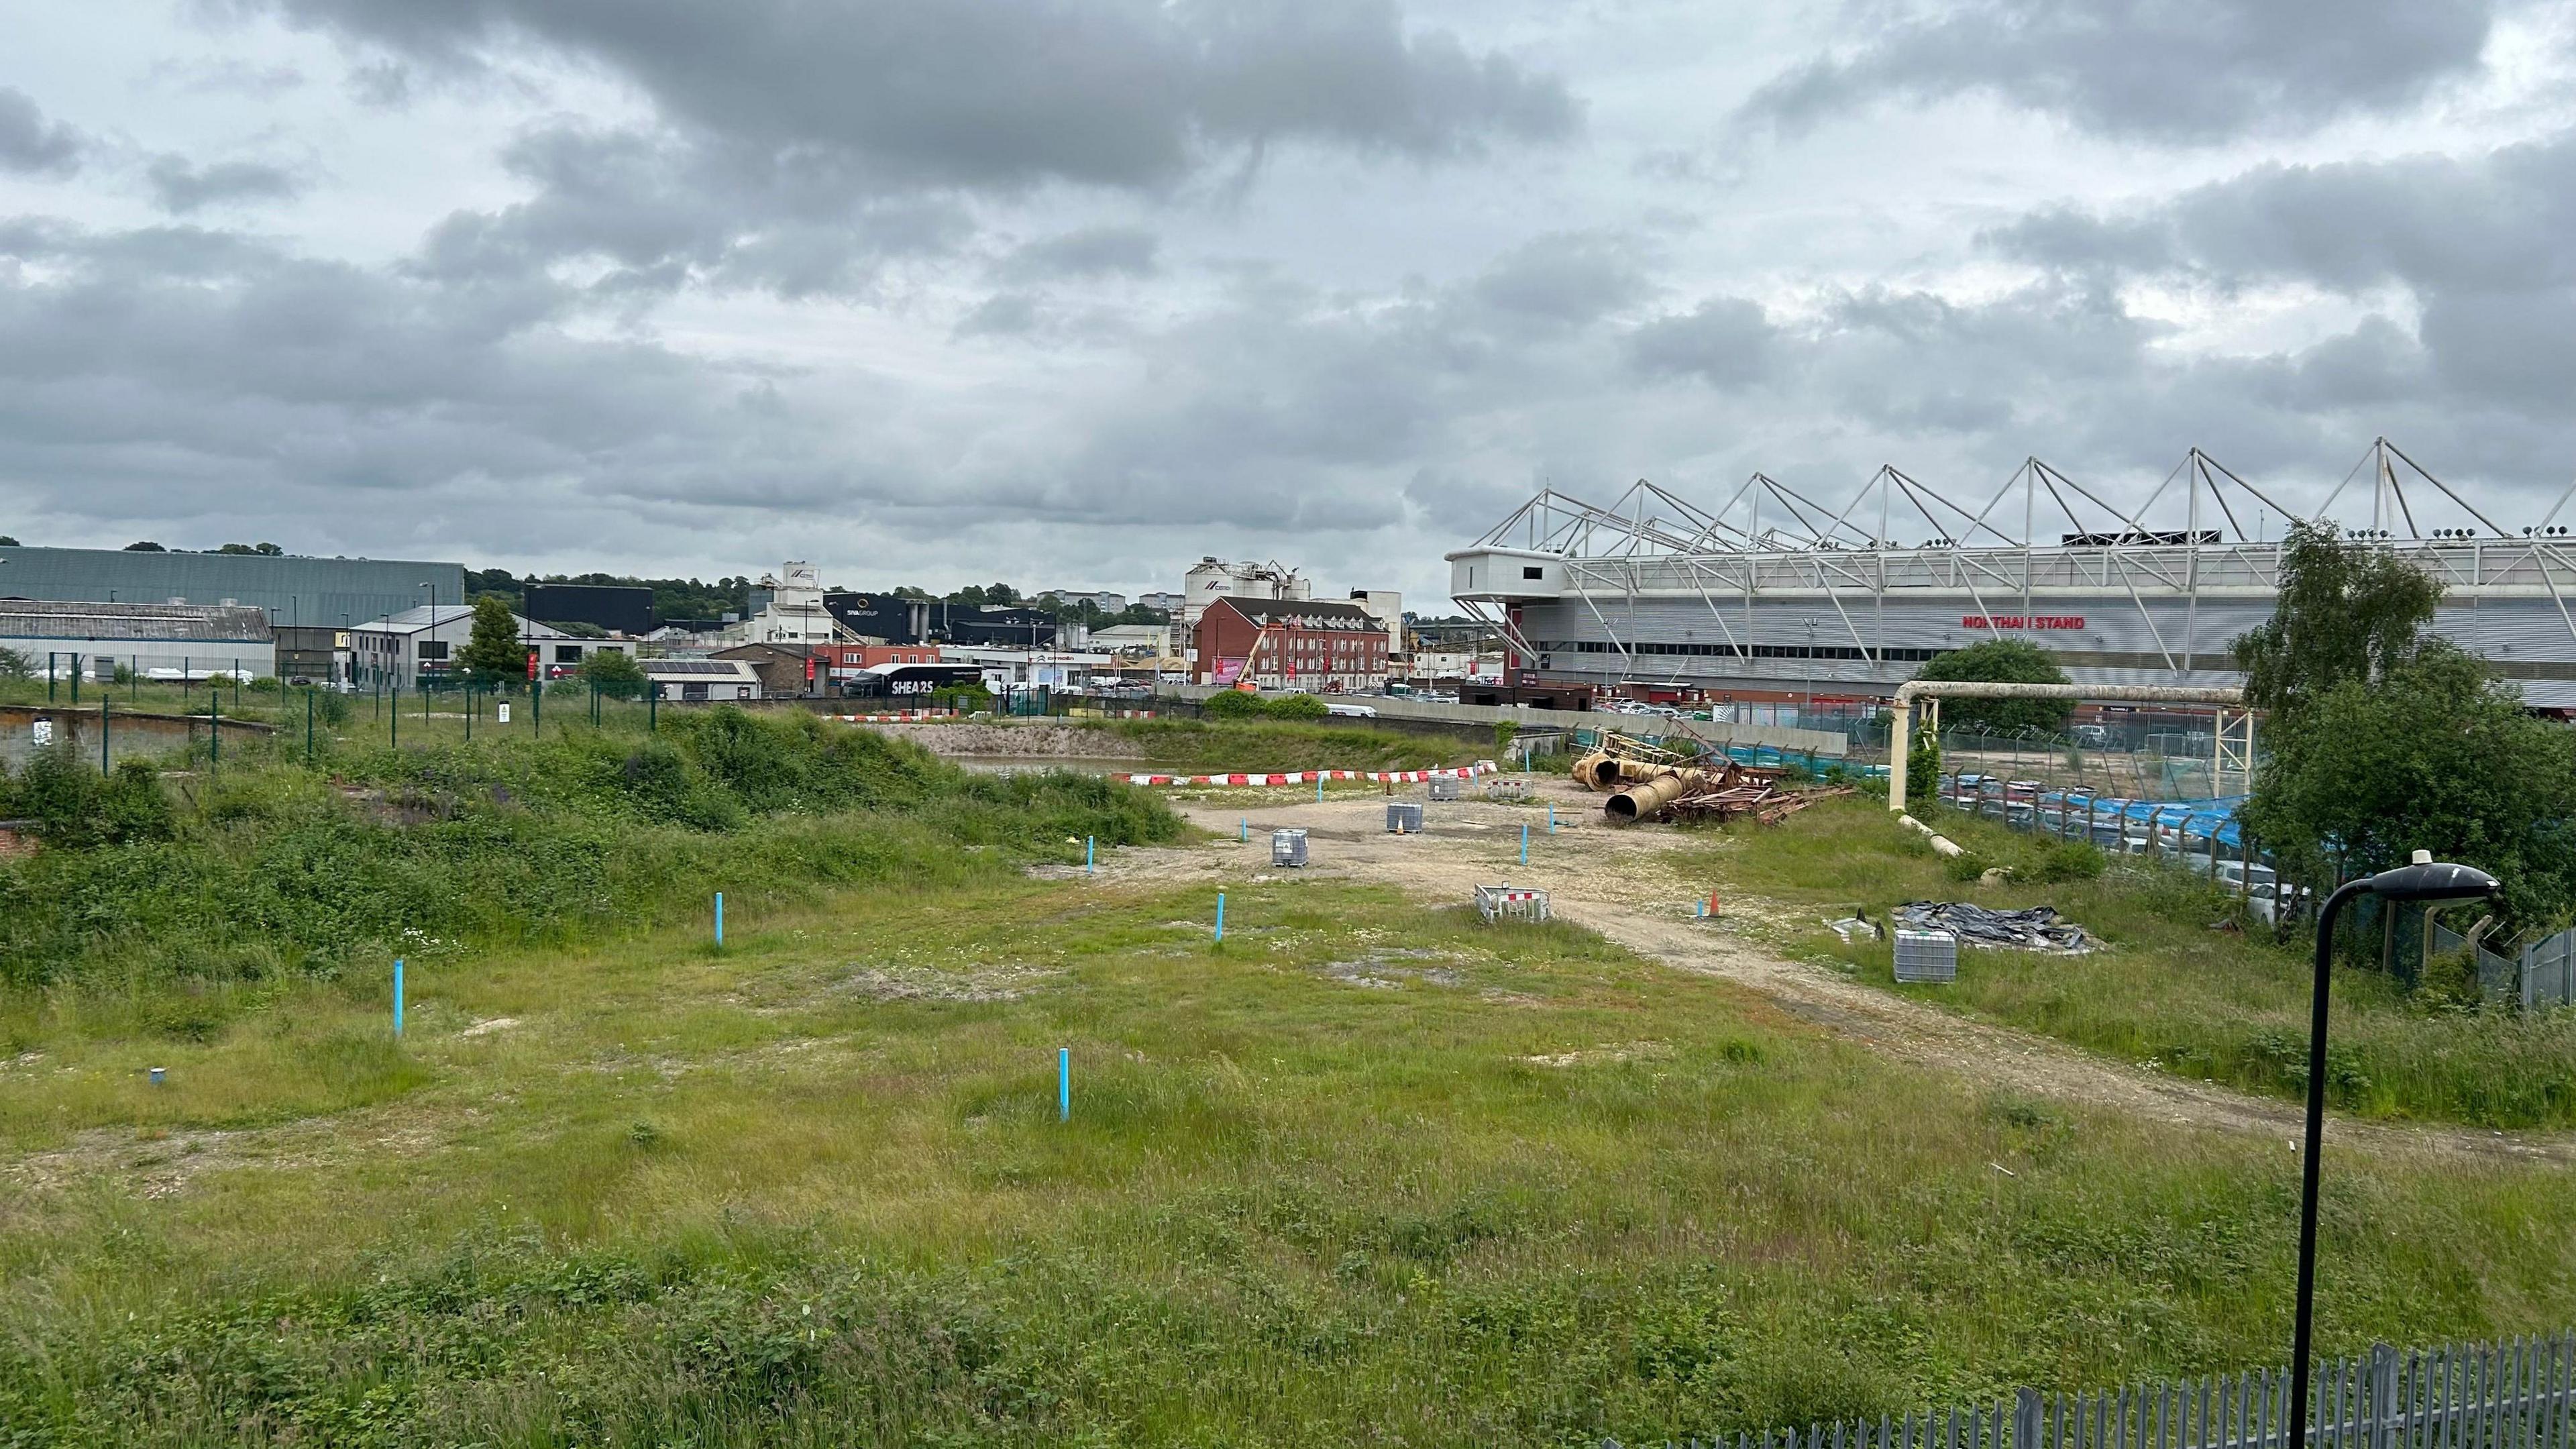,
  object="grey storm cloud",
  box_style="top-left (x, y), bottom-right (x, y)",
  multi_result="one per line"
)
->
top-left (1741, 0), bottom-right (2500, 143)
top-left (1002, 226), bottom-right (1161, 281)
top-left (1990, 133), bottom-right (2576, 296)
top-left (1474, 233), bottom-right (1647, 327)
top-left (1627, 298), bottom-right (1776, 387)
top-left (0, 219), bottom-right (882, 541)
top-left (0, 87), bottom-right (85, 174)
top-left (253, 0), bottom-right (1574, 302)
top-left (146, 156), bottom-right (308, 213)
top-left (1985, 129), bottom-right (2576, 433)
top-left (245, 0), bottom-right (1578, 188)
